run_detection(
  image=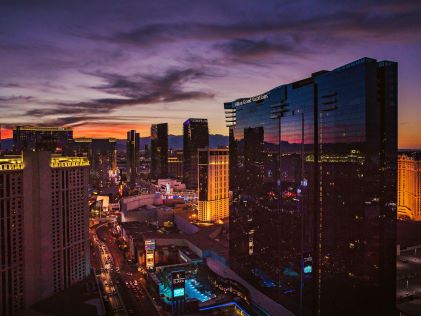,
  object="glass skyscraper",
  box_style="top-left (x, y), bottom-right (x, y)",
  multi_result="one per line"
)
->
top-left (126, 130), bottom-right (140, 184)
top-left (183, 118), bottom-right (209, 189)
top-left (225, 58), bottom-right (397, 315)
top-left (151, 123), bottom-right (168, 179)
